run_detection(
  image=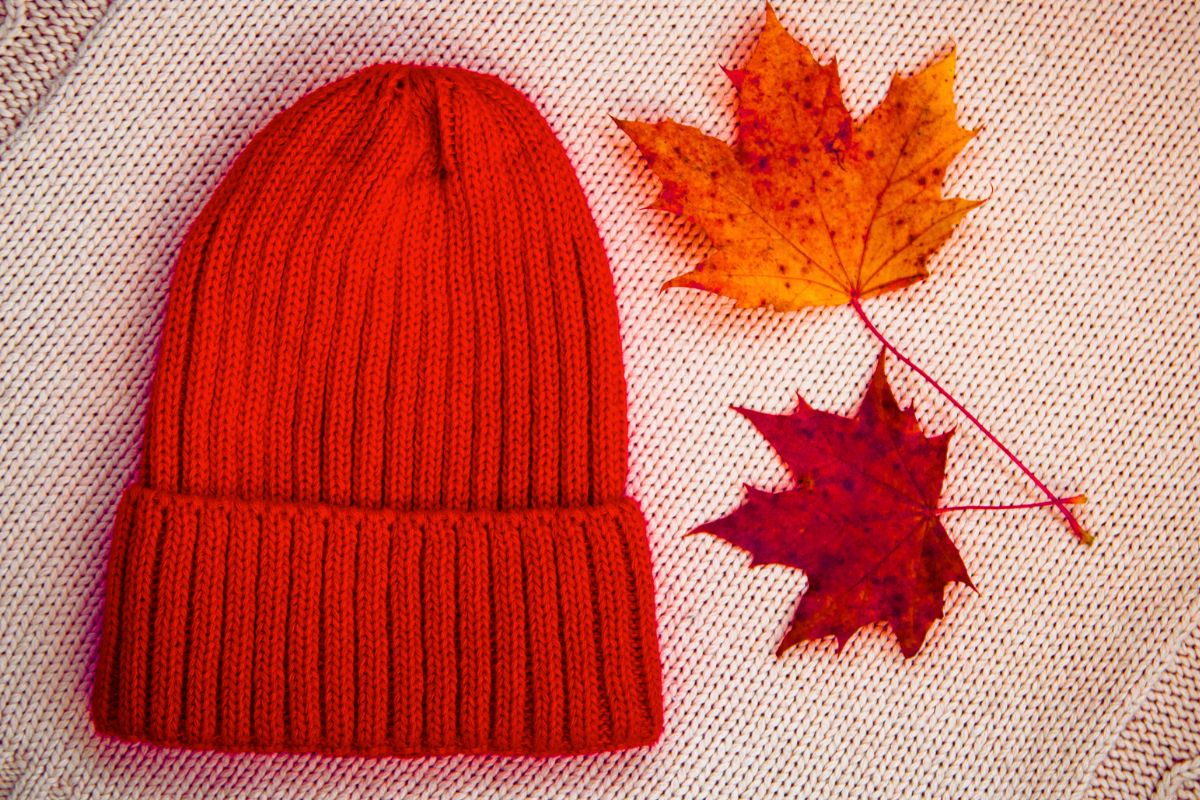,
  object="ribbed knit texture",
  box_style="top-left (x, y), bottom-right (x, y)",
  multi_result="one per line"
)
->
top-left (88, 63), bottom-right (663, 757)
